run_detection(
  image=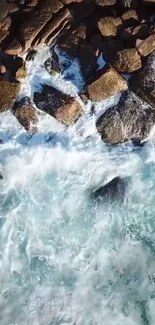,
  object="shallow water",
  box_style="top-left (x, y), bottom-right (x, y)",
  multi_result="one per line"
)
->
top-left (1, 47), bottom-right (155, 325)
